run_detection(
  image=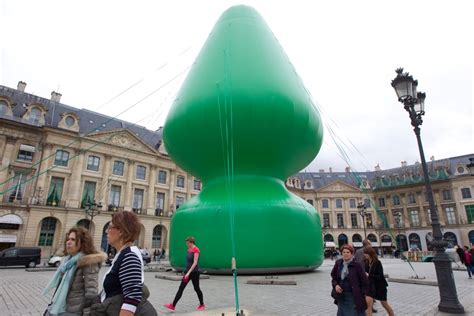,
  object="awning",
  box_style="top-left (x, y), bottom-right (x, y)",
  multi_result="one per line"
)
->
top-left (0, 234), bottom-right (17, 243)
top-left (325, 242), bottom-right (336, 248)
top-left (381, 242), bottom-right (392, 246)
top-left (353, 242), bottom-right (363, 247)
top-left (371, 242), bottom-right (378, 247)
top-left (19, 144), bottom-right (35, 152)
top-left (0, 214), bottom-right (23, 224)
